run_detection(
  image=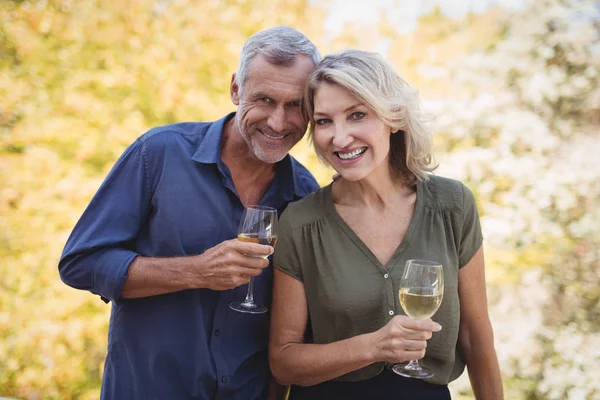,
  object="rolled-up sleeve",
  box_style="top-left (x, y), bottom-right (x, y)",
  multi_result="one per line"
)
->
top-left (458, 183), bottom-right (483, 268)
top-left (59, 139), bottom-right (150, 303)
